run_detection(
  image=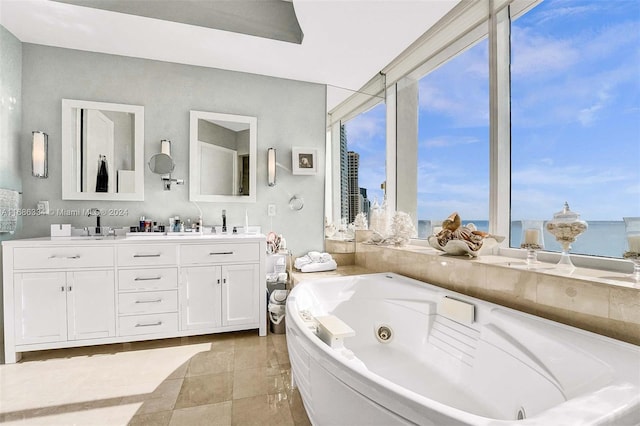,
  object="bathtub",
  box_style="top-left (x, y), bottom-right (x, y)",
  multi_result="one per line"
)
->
top-left (286, 273), bottom-right (640, 425)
